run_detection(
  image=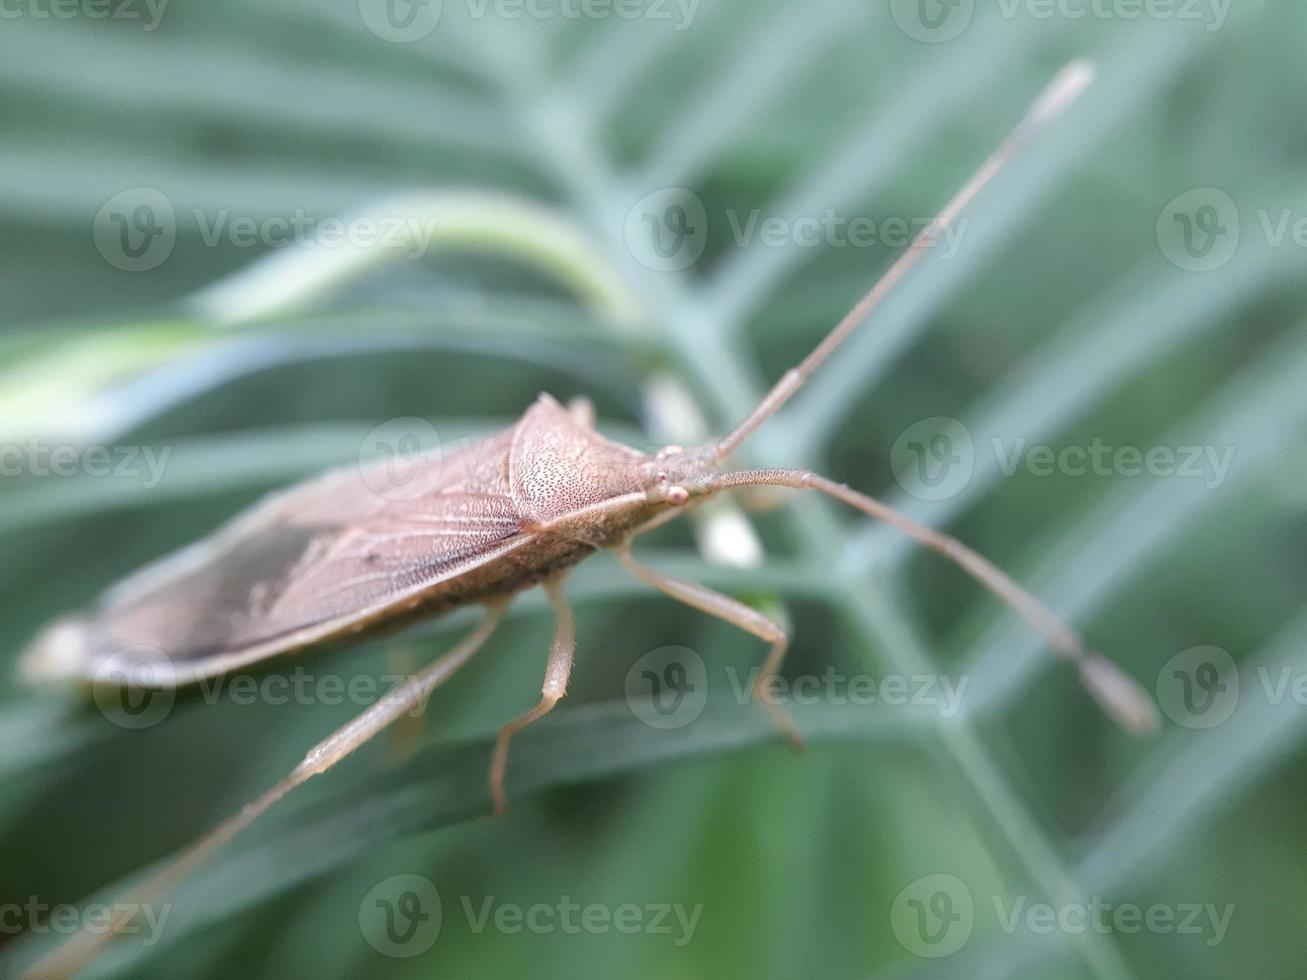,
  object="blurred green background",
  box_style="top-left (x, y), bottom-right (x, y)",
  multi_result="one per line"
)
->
top-left (2, 1), bottom-right (1305, 977)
